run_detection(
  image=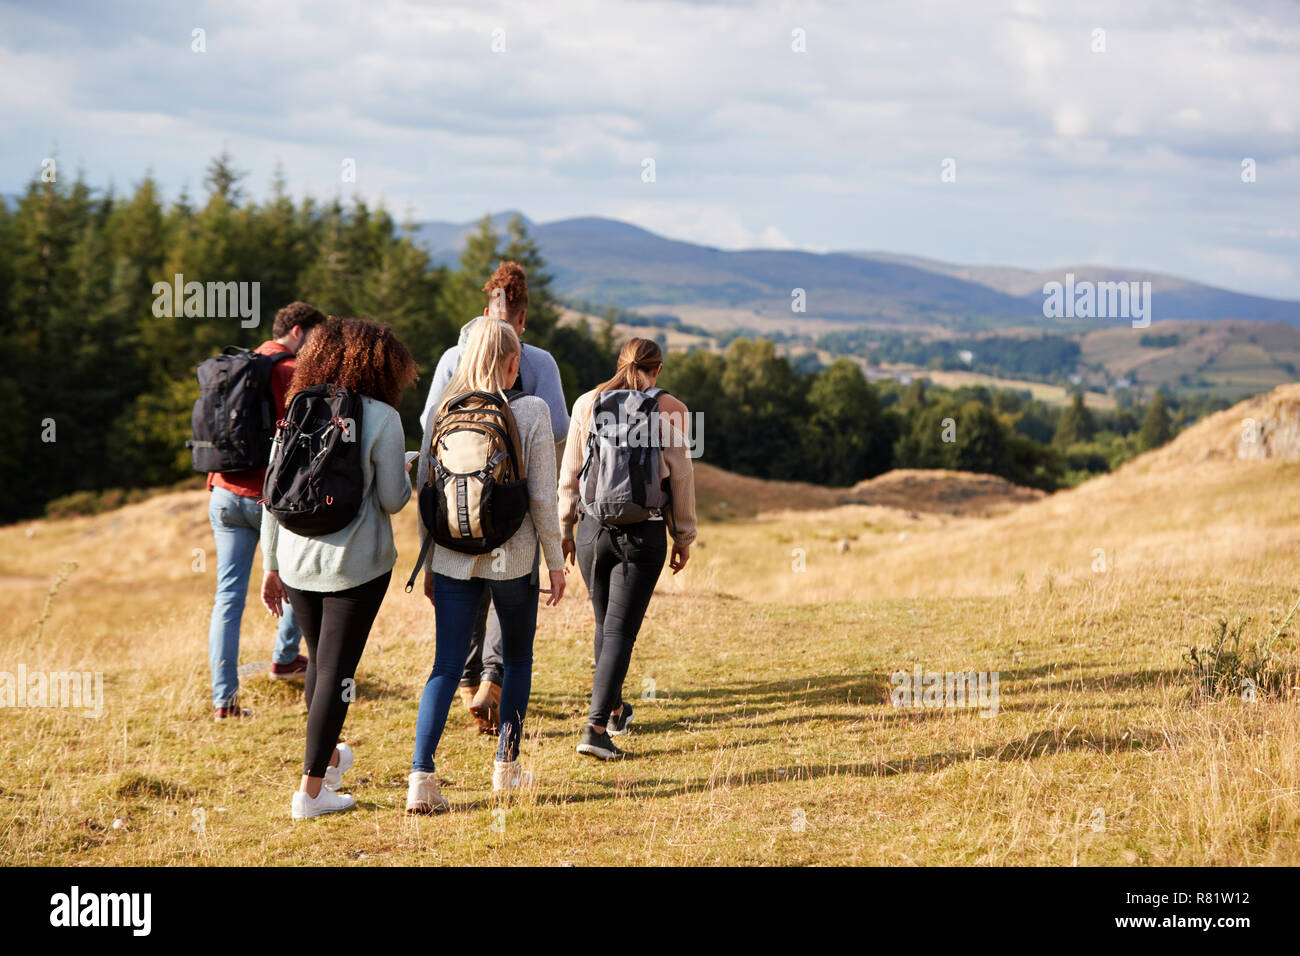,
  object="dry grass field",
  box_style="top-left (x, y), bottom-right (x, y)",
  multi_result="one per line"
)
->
top-left (2, 387), bottom-right (1299, 866)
